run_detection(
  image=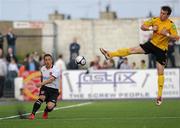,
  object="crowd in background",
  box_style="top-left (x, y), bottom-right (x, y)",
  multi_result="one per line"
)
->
top-left (0, 29), bottom-right (178, 98)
